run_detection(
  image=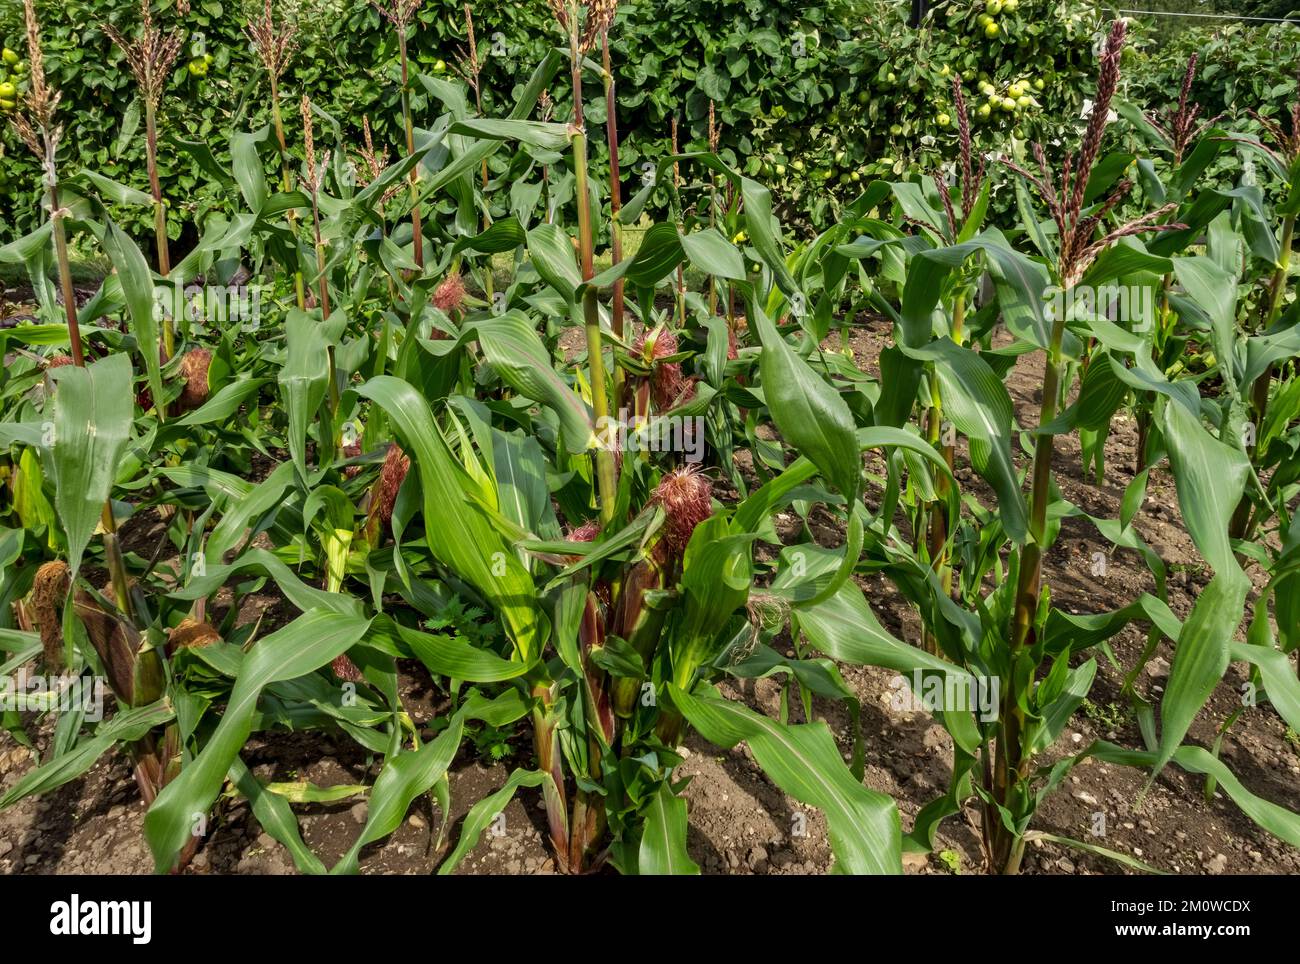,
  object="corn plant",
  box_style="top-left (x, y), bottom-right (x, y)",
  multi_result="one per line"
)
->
top-left (244, 0), bottom-right (304, 309)
top-left (5, 5), bottom-right (1300, 882)
top-left (103, 0), bottom-right (186, 358)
